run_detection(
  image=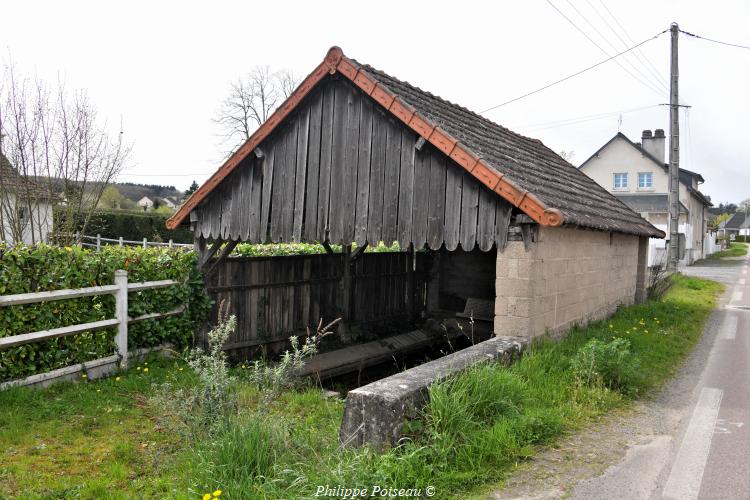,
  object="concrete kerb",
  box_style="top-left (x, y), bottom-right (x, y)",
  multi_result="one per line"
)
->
top-left (338, 336), bottom-right (528, 450)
